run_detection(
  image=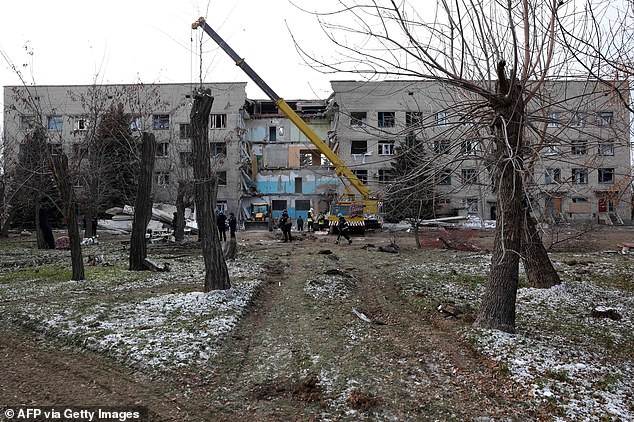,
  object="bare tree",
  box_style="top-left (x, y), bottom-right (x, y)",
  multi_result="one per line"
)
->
top-left (295, 1), bottom-right (630, 332)
top-left (191, 89), bottom-right (231, 291)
